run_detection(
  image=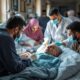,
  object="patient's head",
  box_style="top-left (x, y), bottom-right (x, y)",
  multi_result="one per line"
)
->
top-left (46, 45), bottom-right (62, 57)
